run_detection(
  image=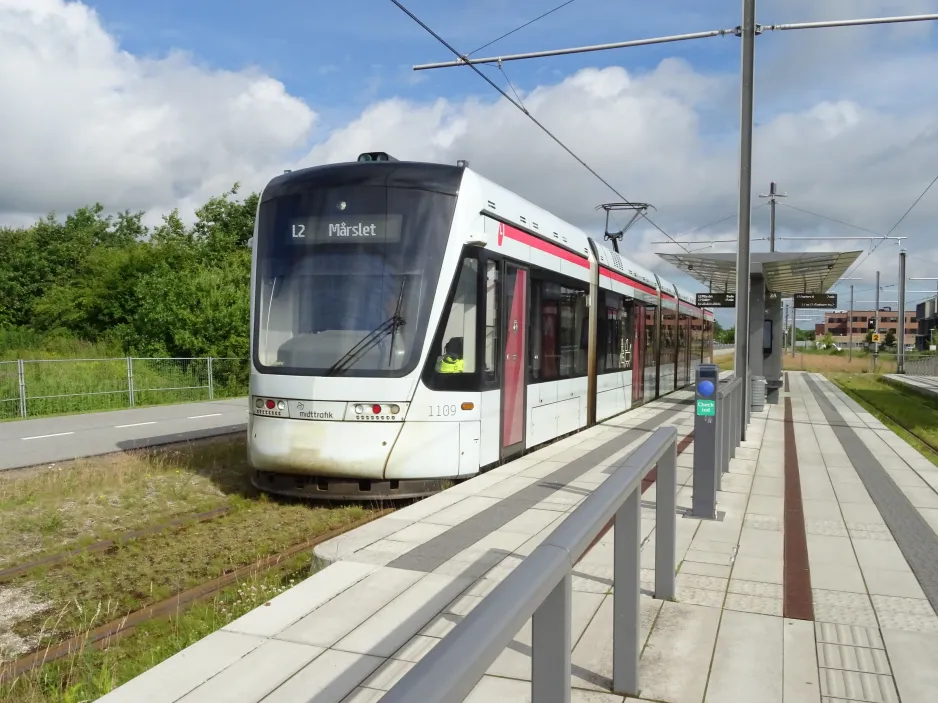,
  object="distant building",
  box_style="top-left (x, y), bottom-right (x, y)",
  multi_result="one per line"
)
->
top-left (817, 308), bottom-right (916, 348)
